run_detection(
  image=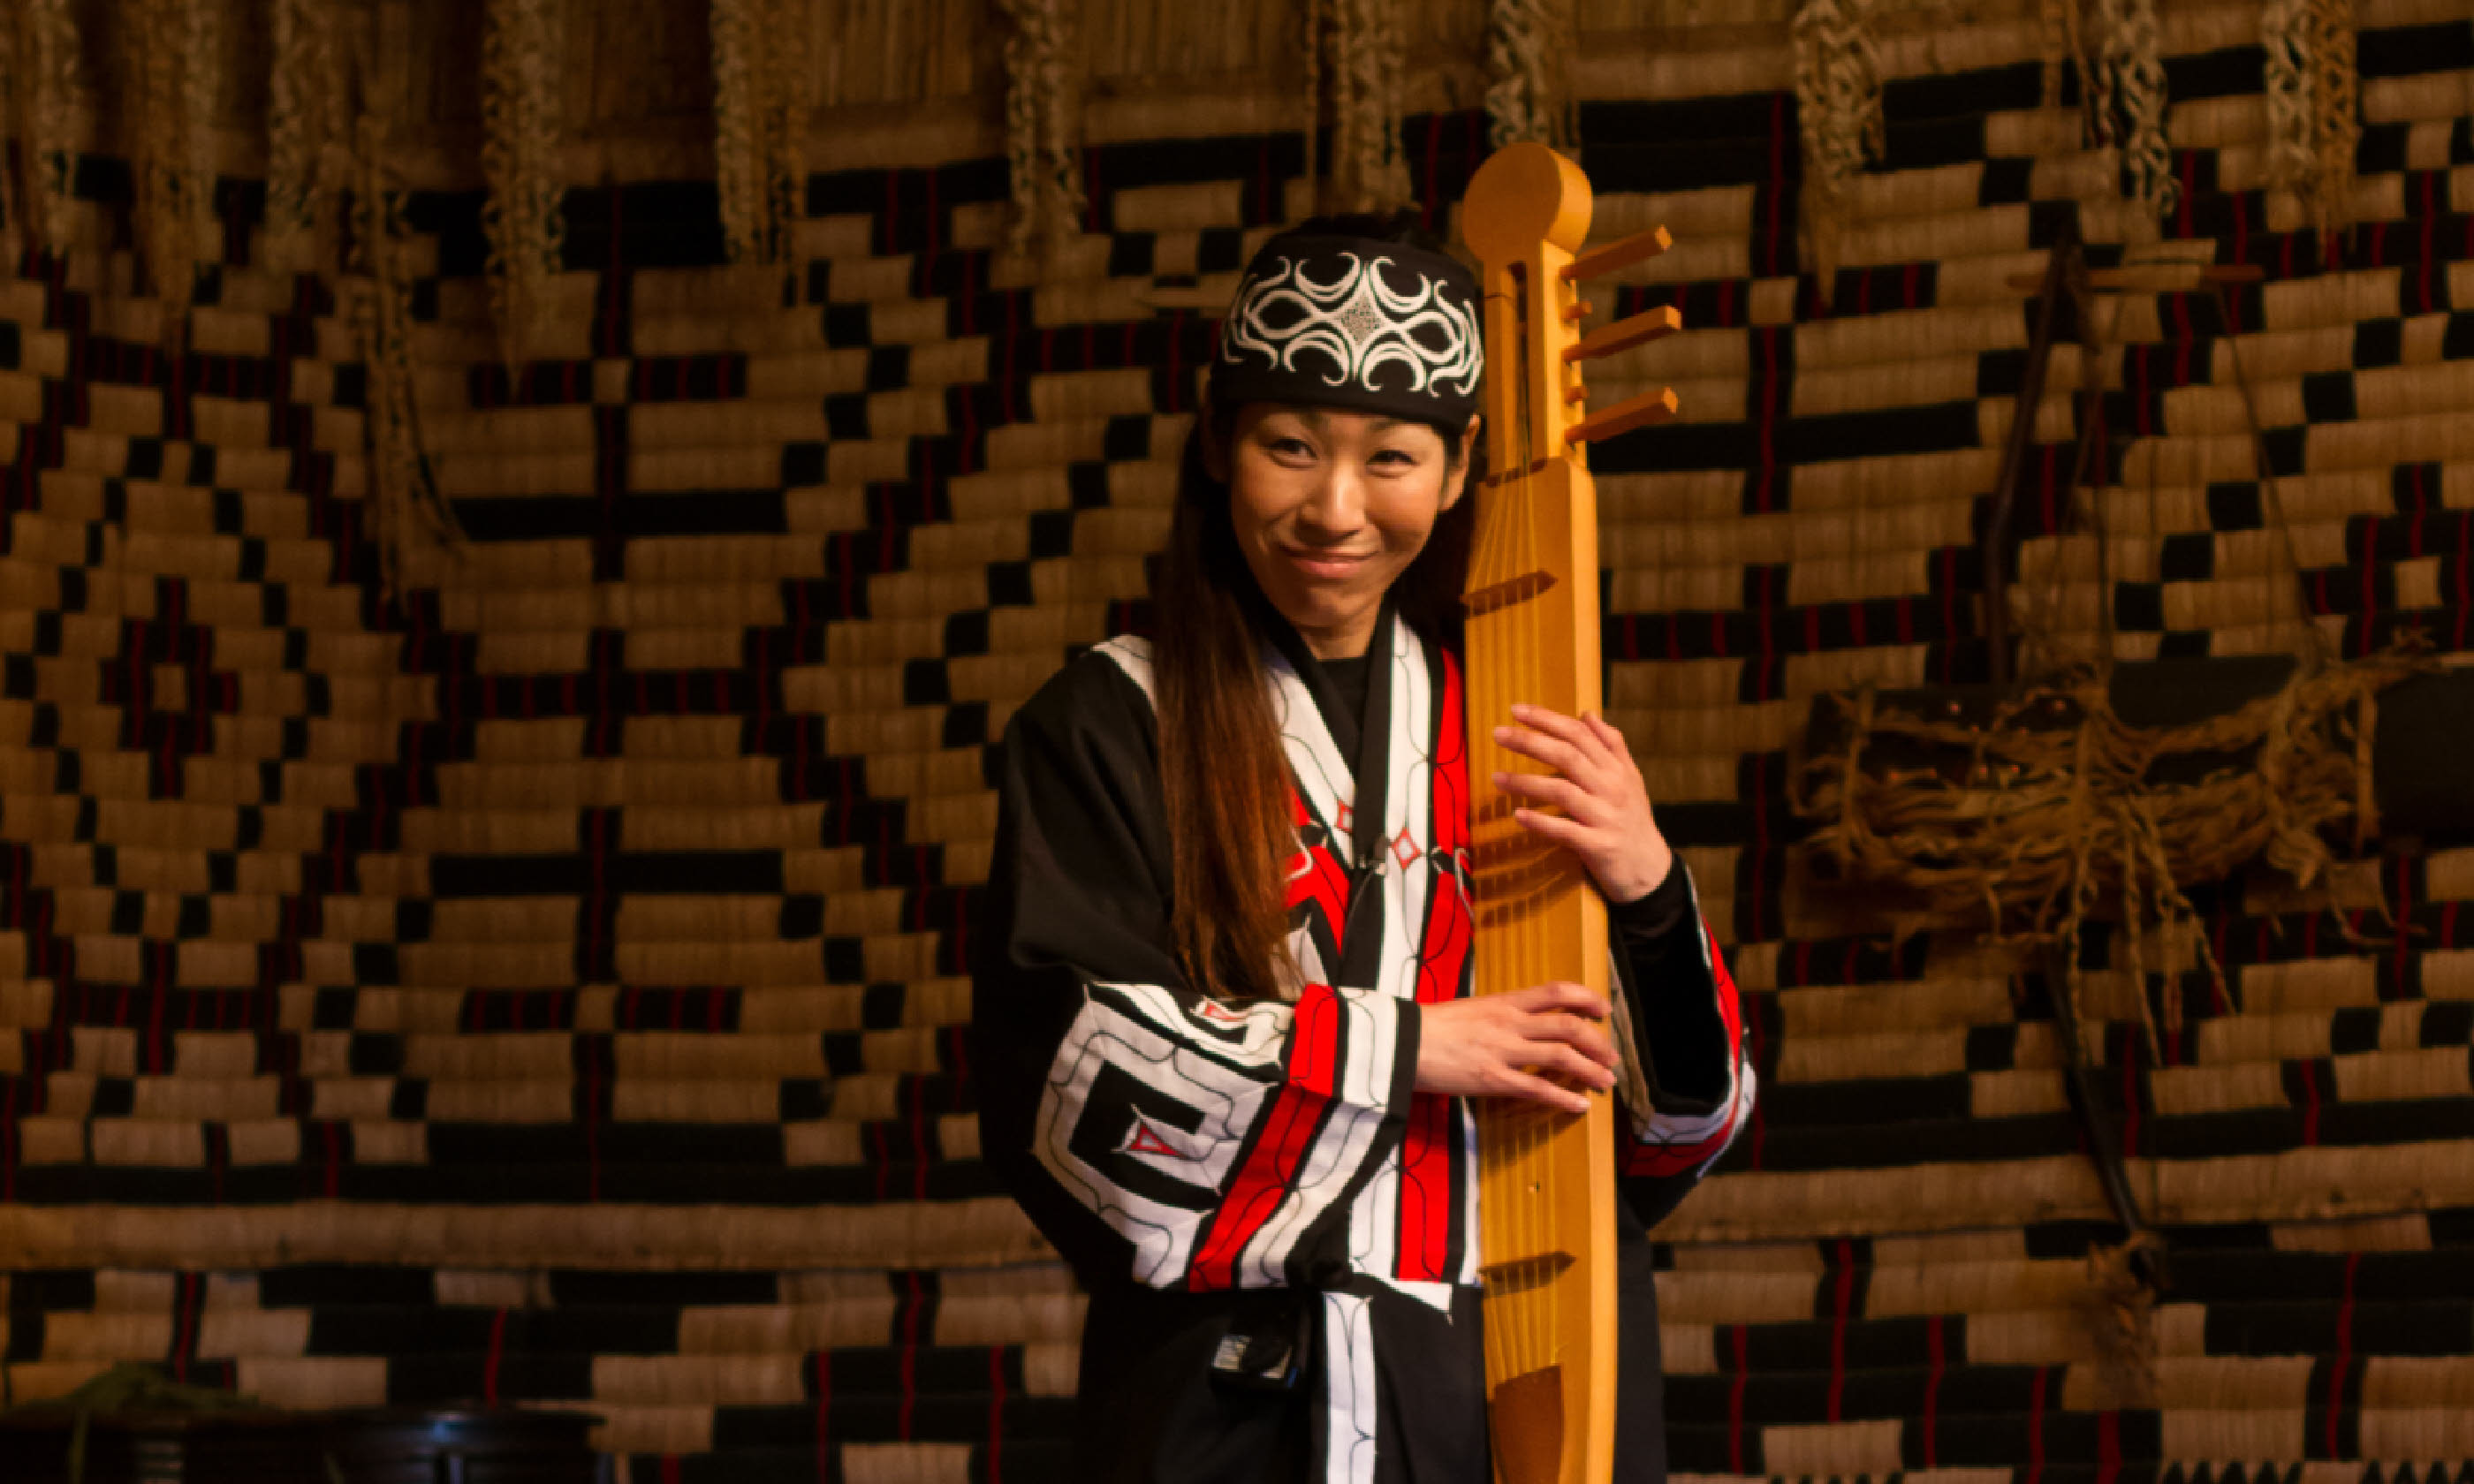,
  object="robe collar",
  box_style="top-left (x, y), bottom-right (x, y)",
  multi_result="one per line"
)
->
top-left (1256, 594), bottom-right (1398, 874)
